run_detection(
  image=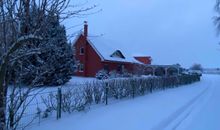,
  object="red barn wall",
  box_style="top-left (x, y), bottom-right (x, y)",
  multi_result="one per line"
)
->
top-left (74, 34), bottom-right (104, 77)
top-left (85, 42), bottom-right (103, 77)
top-left (74, 35), bottom-right (85, 76)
